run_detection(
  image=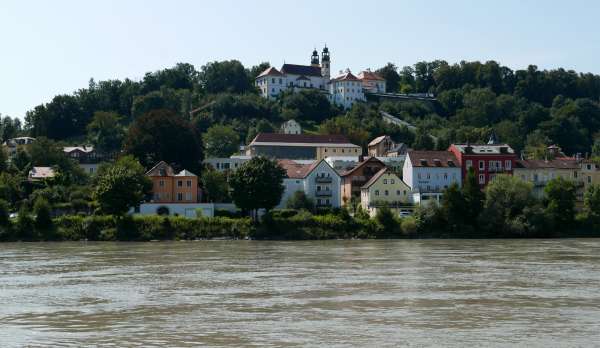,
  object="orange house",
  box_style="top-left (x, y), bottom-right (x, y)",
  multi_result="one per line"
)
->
top-left (146, 161), bottom-right (199, 203)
